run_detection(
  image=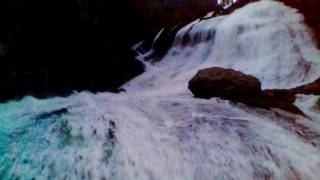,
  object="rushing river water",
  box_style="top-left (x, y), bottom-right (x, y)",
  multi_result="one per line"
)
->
top-left (1, 1), bottom-right (320, 179)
